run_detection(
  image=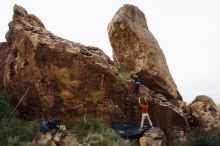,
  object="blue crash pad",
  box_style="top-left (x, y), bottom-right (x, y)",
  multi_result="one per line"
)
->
top-left (111, 122), bottom-right (149, 138)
